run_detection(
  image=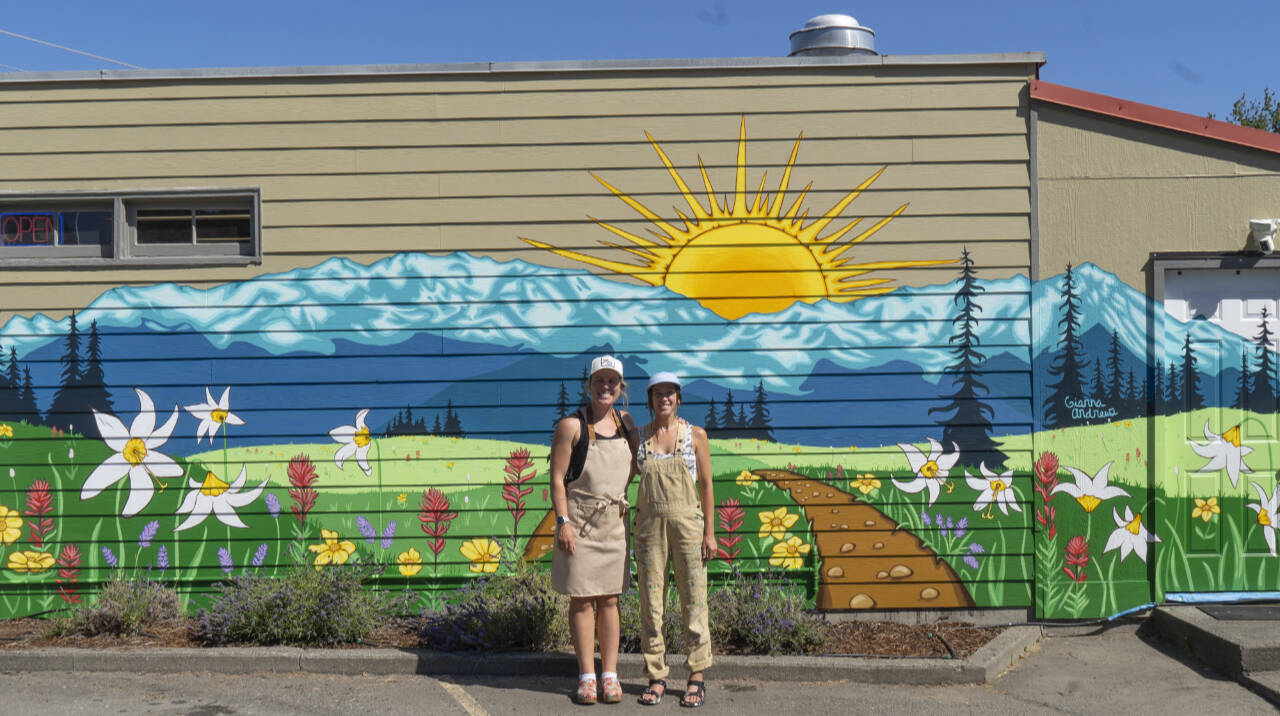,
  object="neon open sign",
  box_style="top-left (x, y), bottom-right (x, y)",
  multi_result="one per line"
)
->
top-left (1, 213), bottom-right (59, 246)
